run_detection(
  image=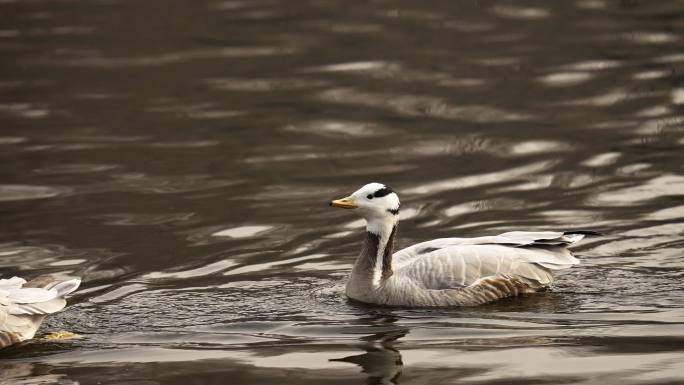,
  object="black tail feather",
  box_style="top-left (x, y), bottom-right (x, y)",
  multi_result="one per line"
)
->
top-left (563, 230), bottom-right (603, 237)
